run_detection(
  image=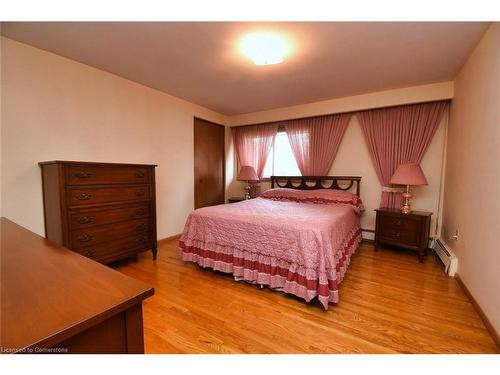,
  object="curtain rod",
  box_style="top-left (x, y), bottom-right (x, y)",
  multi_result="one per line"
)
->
top-left (230, 99), bottom-right (451, 129)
